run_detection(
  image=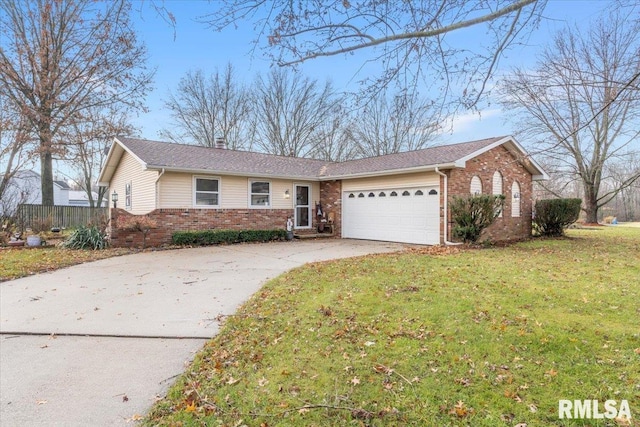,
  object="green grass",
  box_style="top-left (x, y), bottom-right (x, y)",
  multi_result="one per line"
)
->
top-left (145, 227), bottom-right (640, 426)
top-left (0, 247), bottom-right (131, 281)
